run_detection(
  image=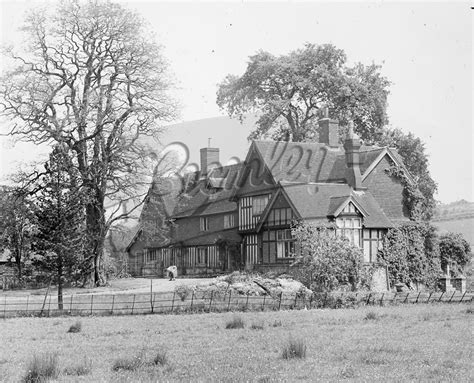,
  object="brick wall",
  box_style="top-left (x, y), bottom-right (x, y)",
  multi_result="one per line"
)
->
top-left (363, 156), bottom-right (410, 220)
